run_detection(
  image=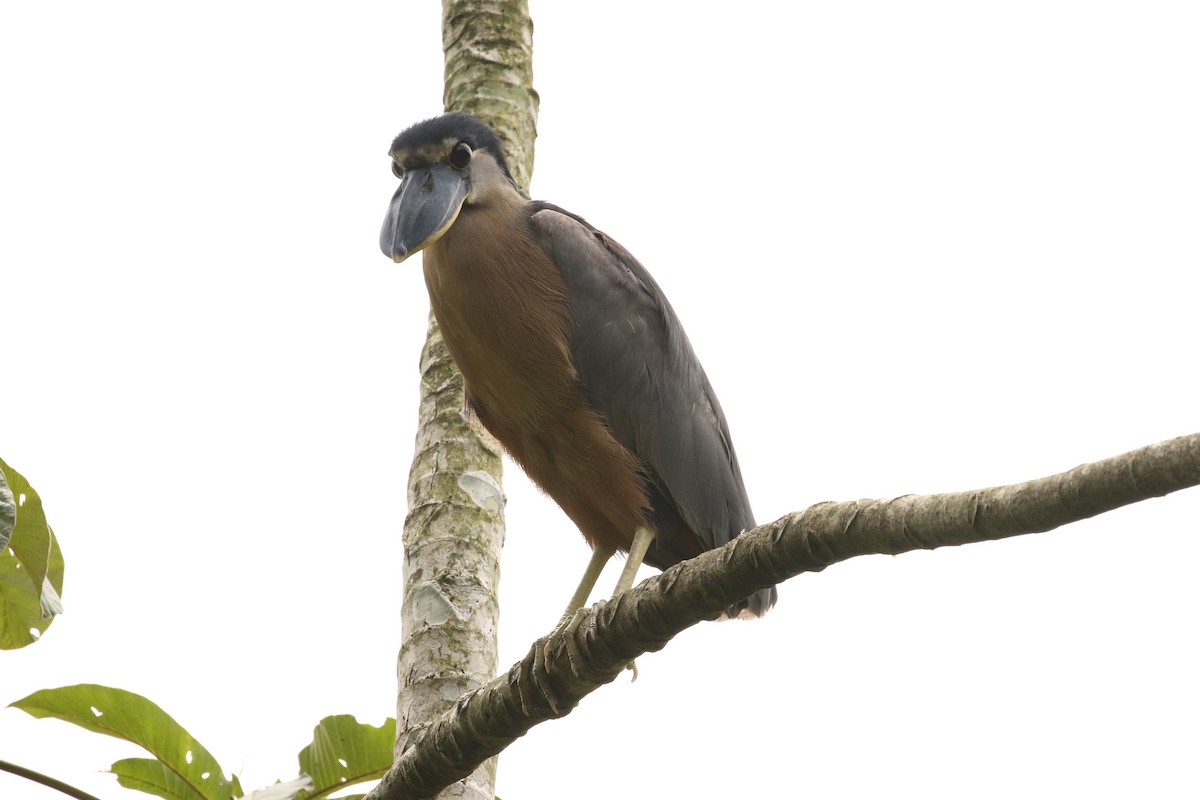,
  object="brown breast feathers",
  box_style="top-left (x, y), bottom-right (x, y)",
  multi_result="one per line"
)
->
top-left (423, 200), bottom-right (649, 555)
